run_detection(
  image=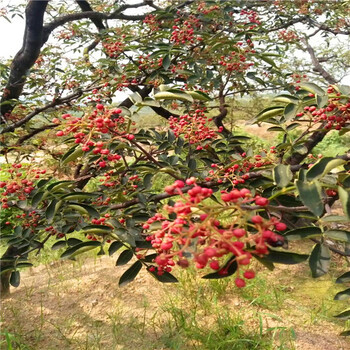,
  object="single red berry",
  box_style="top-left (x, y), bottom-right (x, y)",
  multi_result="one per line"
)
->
top-left (235, 278), bottom-right (246, 288)
top-left (243, 270), bottom-right (255, 279)
top-left (275, 222), bottom-right (287, 231)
